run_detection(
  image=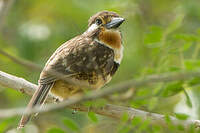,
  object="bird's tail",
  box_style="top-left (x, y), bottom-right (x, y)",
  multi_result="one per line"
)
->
top-left (18, 83), bottom-right (54, 129)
